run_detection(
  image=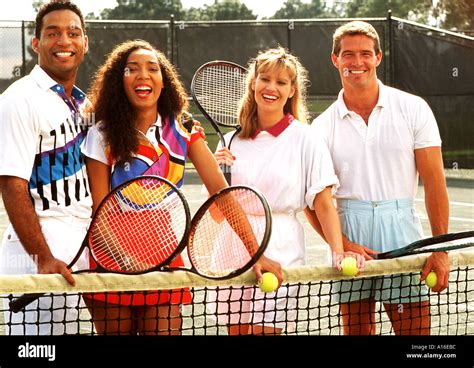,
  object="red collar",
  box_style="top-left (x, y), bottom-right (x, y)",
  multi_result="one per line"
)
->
top-left (251, 113), bottom-right (294, 139)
